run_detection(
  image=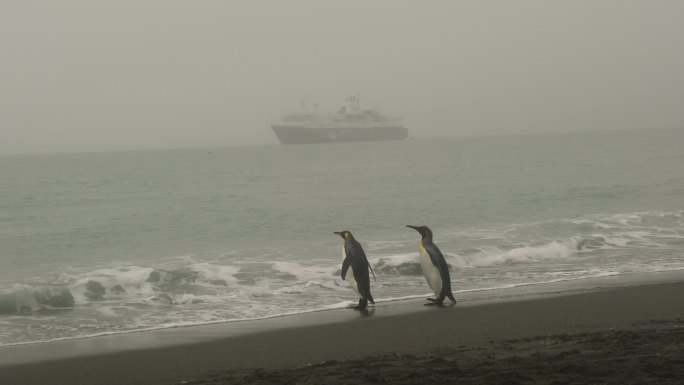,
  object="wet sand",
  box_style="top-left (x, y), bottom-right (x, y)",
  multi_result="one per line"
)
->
top-left (1, 280), bottom-right (683, 385)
